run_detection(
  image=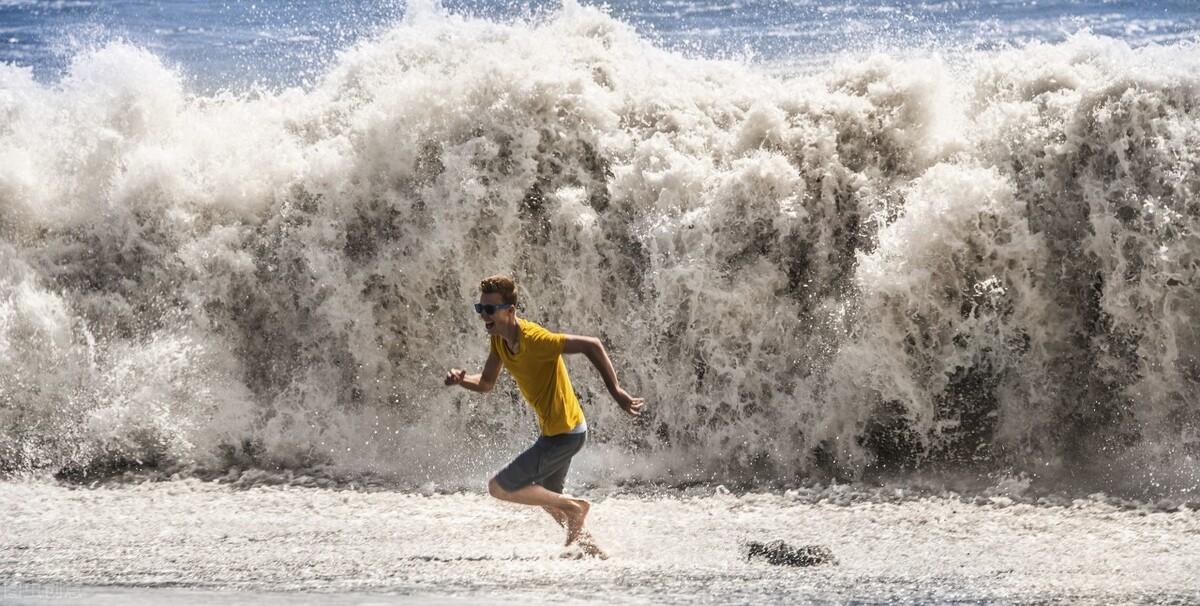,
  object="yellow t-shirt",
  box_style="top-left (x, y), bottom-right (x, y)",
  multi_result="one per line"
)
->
top-left (491, 319), bottom-right (584, 436)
